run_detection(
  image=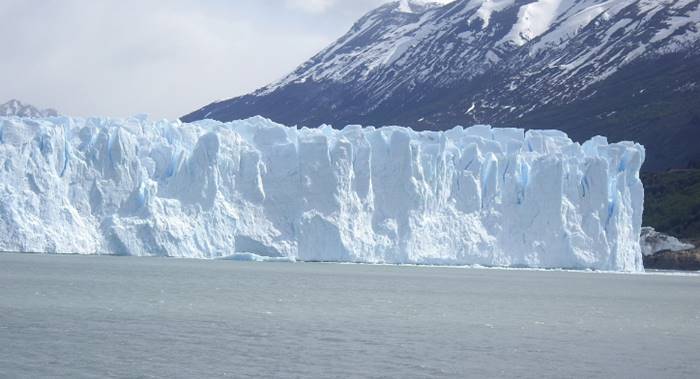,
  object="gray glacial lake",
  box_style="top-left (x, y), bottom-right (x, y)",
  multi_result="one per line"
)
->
top-left (0, 253), bottom-right (699, 378)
